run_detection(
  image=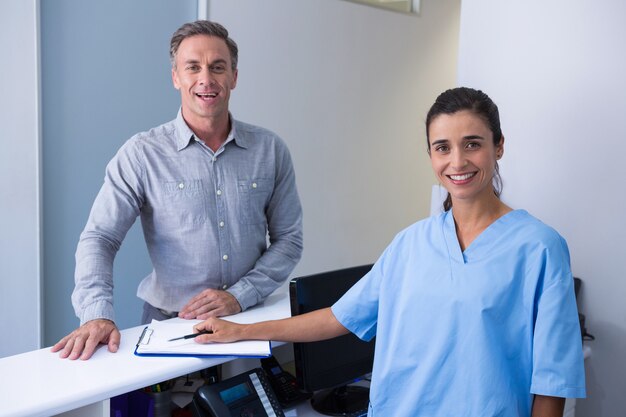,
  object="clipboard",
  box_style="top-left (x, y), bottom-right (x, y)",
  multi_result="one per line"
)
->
top-left (134, 319), bottom-right (272, 358)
